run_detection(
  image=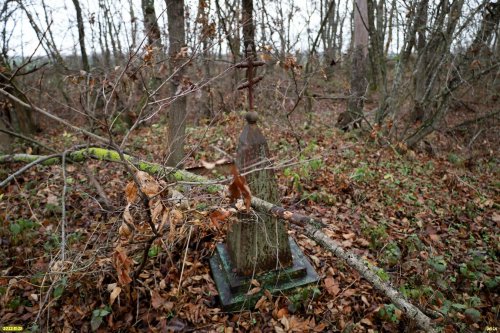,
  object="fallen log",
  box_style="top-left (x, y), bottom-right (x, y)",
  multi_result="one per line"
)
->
top-left (0, 148), bottom-right (436, 332)
top-left (252, 196), bottom-right (435, 332)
